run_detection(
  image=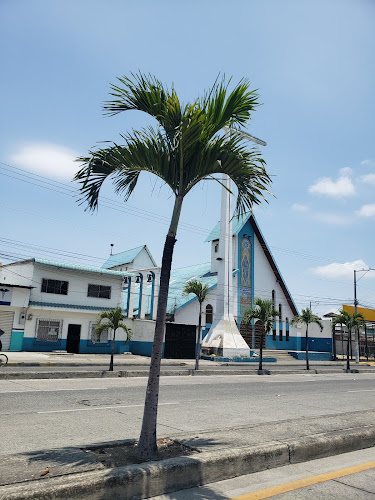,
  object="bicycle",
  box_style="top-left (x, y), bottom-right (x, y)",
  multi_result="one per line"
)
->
top-left (0, 353), bottom-right (8, 367)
